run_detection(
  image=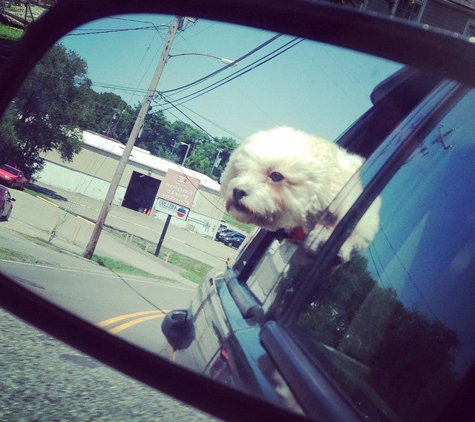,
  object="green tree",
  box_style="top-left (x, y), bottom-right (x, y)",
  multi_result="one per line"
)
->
top-left (0, 43), bottom-right (91, 178)
top-left (83, 91), bottom-right (136, 142)
top-left (0, 39), bottom-right (240, 181)
top-left (186, 136), bottom-right (238, 180)
top-left (136, 109), bottom-right (173, 158)
top-left (293, 254), bottom-right (460, 421)
top-left (0, 105), bottom-right (20, 159)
